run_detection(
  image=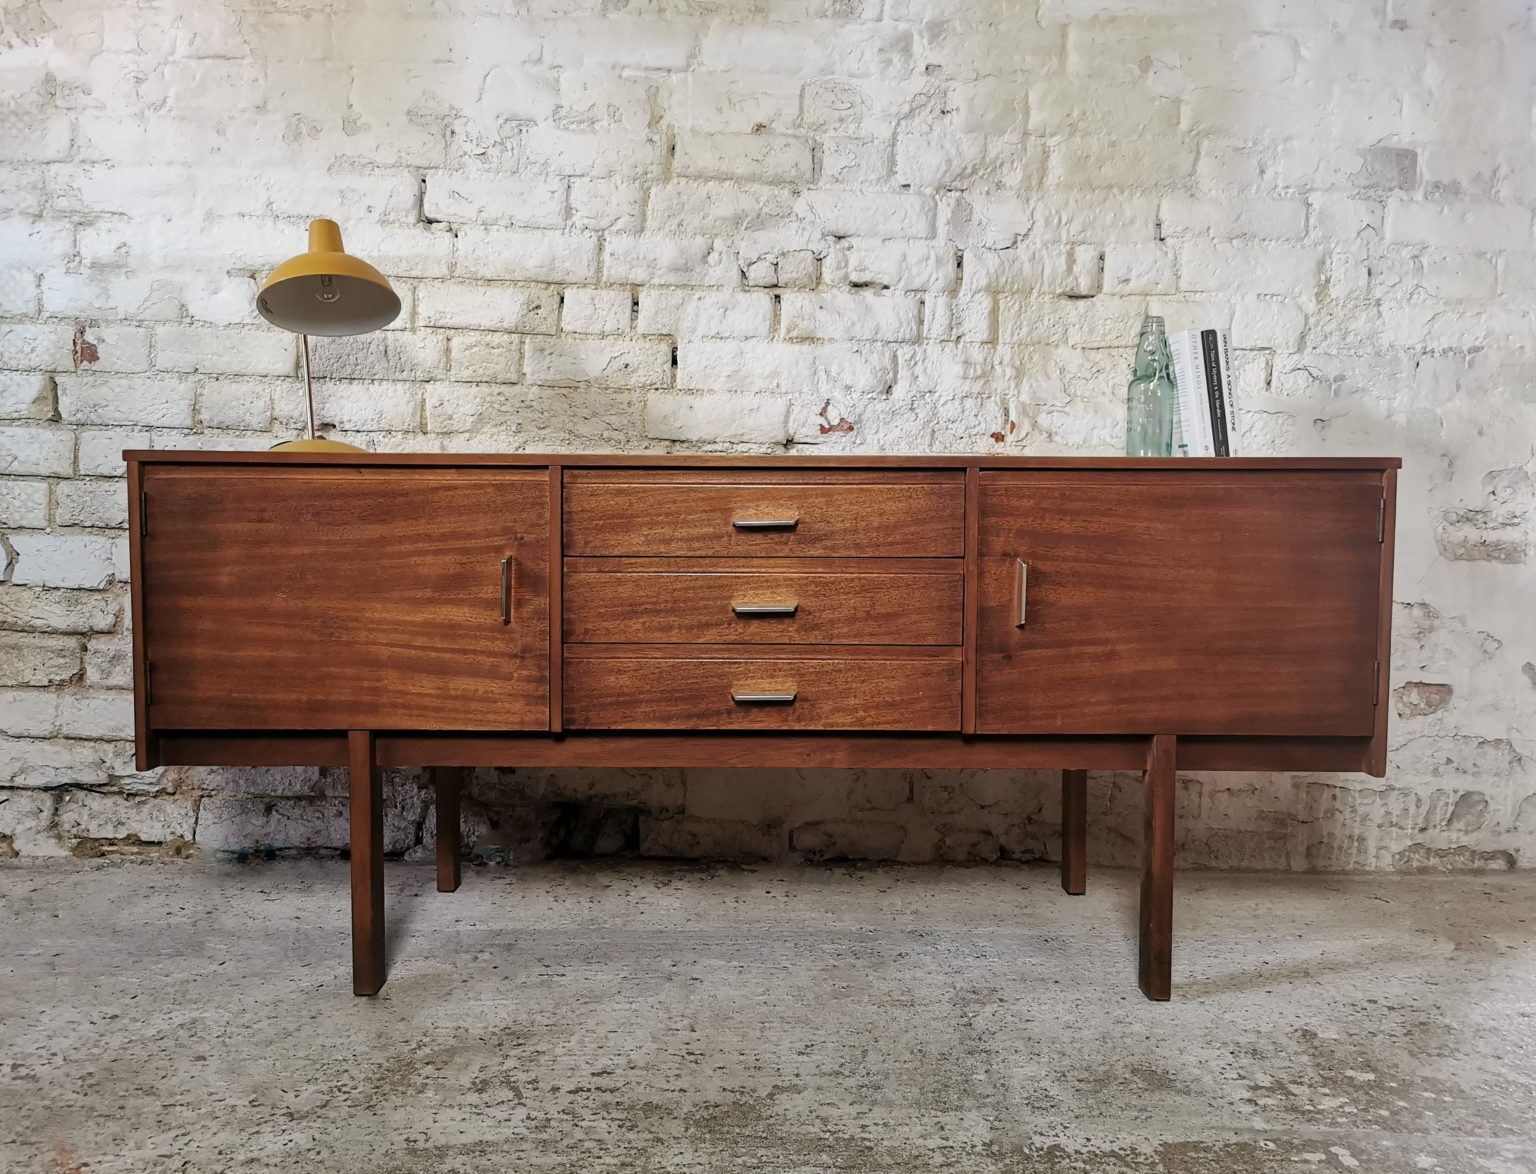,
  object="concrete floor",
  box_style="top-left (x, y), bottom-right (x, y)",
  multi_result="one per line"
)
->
top-left (1, 862), bottom-right (1533, 1174)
